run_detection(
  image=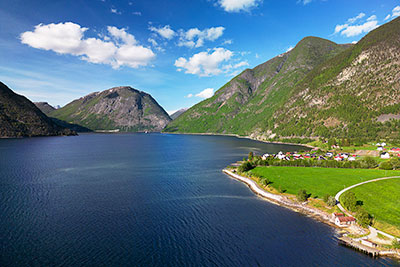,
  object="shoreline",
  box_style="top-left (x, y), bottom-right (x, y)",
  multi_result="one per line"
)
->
top-left (164, 132), bottom-right (316, 149)
top-left (222, 168), bottom-right (400, 259)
